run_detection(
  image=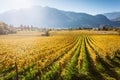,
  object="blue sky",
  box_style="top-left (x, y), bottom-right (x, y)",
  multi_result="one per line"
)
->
top-left (0, 0), bottom-right (120, 15)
